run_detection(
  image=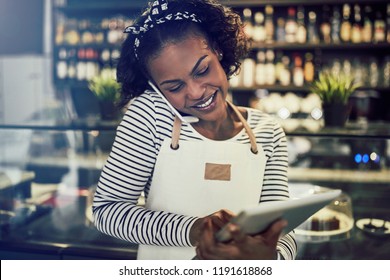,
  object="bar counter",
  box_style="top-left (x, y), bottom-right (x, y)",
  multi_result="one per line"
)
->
top-left (0, 188), bottom-right (388, 260)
